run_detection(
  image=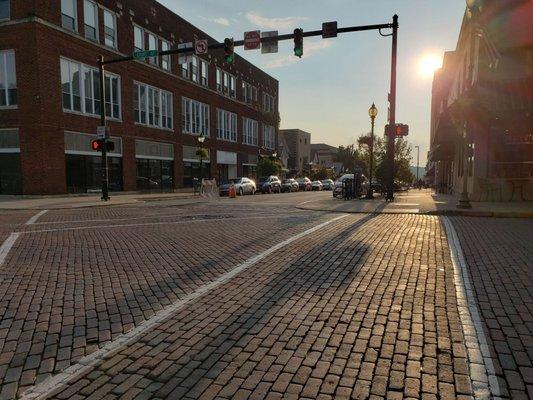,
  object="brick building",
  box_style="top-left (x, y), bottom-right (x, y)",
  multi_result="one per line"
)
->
top-left (0, 0), bottom-right (279, 195)
top-left (278, 129), bottom-right (311, 175)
